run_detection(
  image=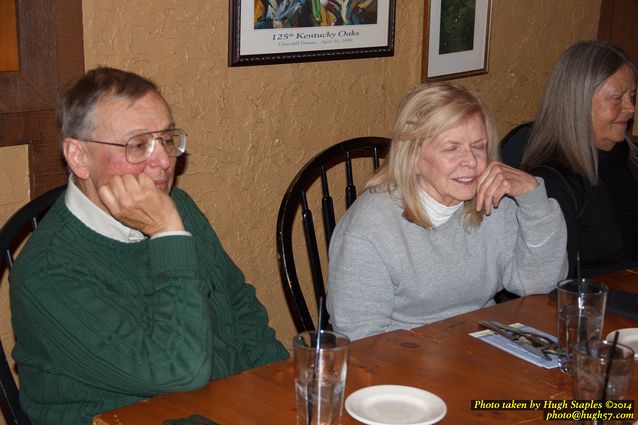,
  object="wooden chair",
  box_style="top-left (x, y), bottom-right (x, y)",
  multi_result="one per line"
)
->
top-left (0, 185), bottom-right (65, 425)
top-left (276, 137), bottom-right (390, 333)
